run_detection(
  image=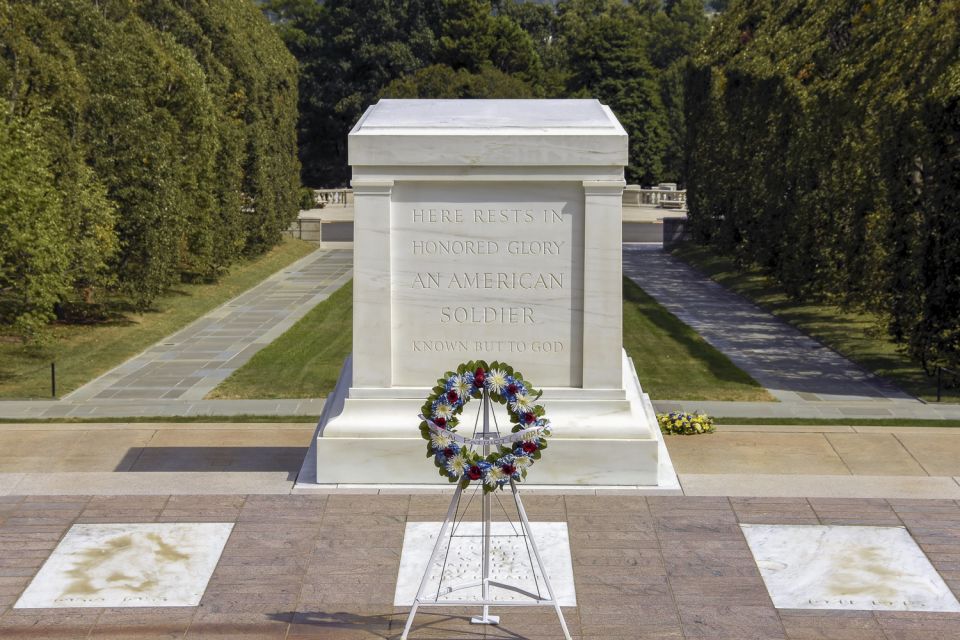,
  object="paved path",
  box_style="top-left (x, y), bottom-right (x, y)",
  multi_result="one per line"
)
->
top-left (0, 493), bottom-right (958, 639)
top-left (1, 421), bottom-right (959, 499)
top-left (6, 242), bottom-right (960, 420)
top-left (624, 244), bottom-right (915, 403)
top-left (66, 248), bottom-right (352, 403)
